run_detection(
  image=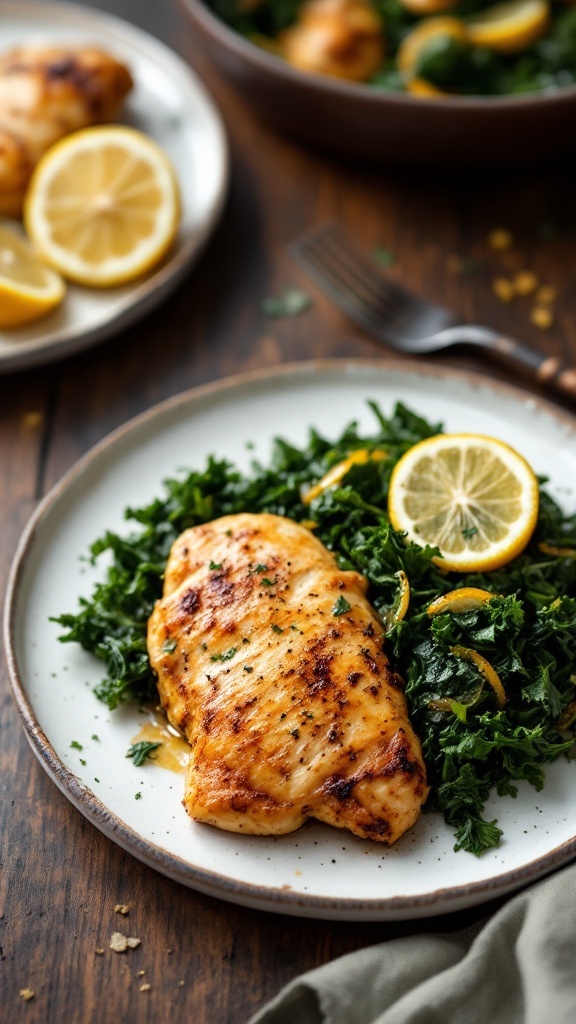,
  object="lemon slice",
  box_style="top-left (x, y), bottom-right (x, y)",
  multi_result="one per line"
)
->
top-left (427, 587), bottom-right (496, 615)
top-left (388, 433), bottom-right (539, 572)
top-left (24, 126), bottom-right (180, 287)
top-left (400, 0), bottom-right (460, 14)
top-left (406, 77), bottom-right (450, 97)
top-left (397, 17), bottom-right (468, 77)
top-left (383, 569), bottom-right (411, 632)
top-left (450, 645), bottom-right (507, 708)
top-left (0, 223), bottom-right (65, 327)
top-left (302, 449), bottom-right (387, 504)
top-left (466, 0), bottom-right (550, 54)
top-left (538, 542), bottom-right (576, 558)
